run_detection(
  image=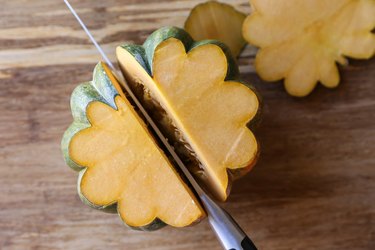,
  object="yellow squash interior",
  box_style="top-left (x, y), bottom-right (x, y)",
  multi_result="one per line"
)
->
top-left (117, 39), bottom-right (258, 201)
top-left (243, 0), bottom-right (375, 96)
top-left (185, 1), bottom-right (246, 57)
top-left (69, 66), bottom-right (204, 227)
